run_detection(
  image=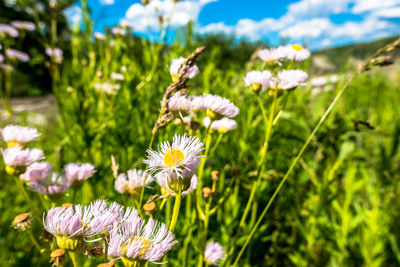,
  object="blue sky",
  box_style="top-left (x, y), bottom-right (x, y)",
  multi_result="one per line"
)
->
top-left (66, 0), bottom-right (400, 49)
